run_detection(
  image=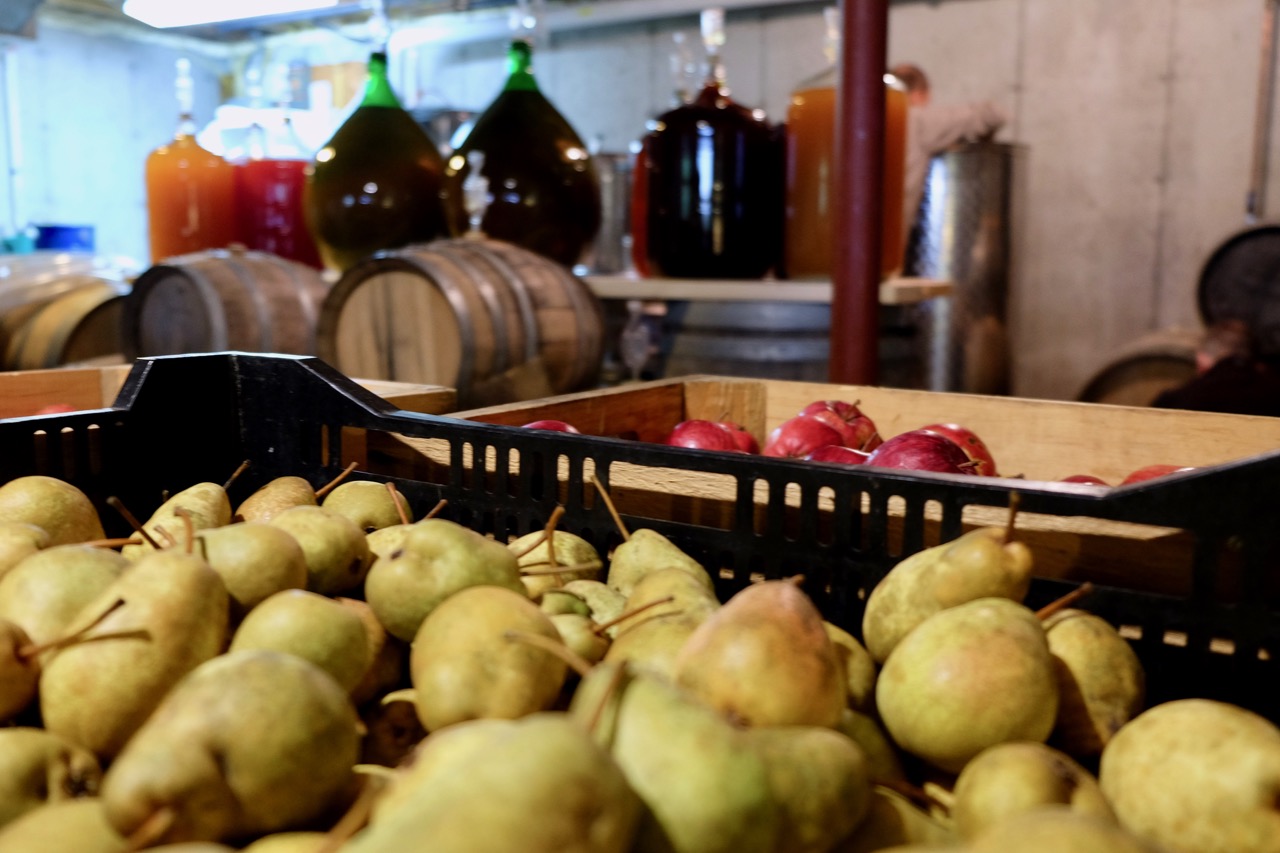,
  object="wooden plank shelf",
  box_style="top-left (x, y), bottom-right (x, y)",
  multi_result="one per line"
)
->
top-left (583, 274), bottom-right (952, 305)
